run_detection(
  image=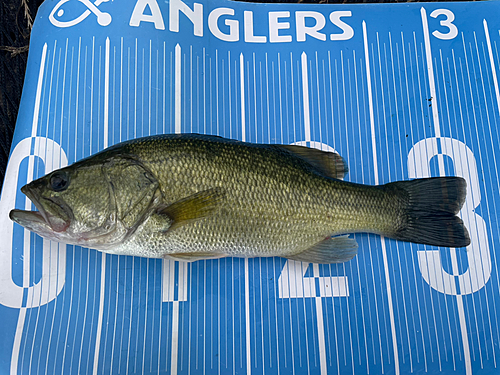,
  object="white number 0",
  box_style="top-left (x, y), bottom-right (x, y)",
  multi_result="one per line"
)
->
top-left (0, 137), bottom-right (67, 308)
